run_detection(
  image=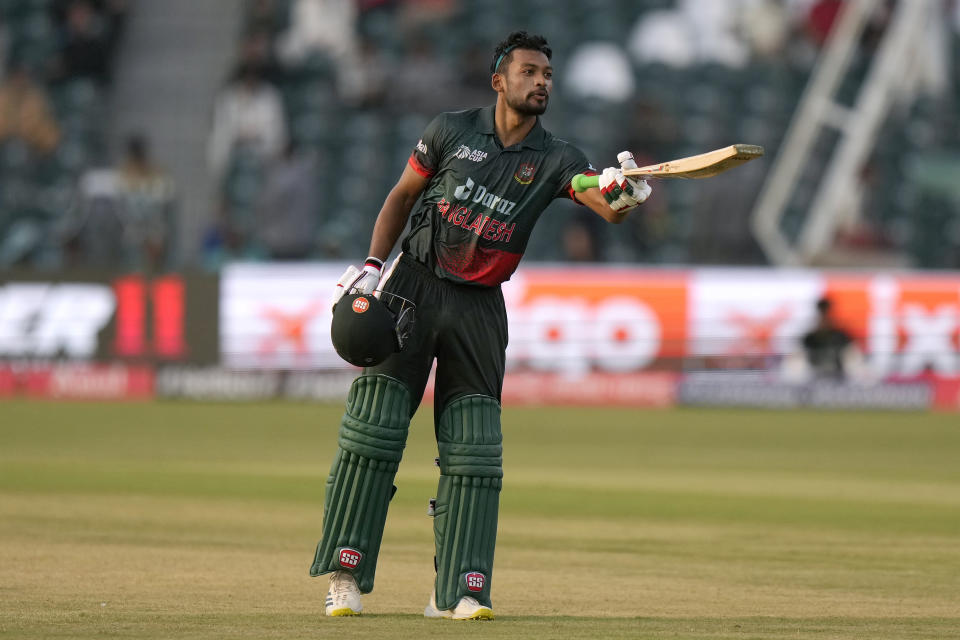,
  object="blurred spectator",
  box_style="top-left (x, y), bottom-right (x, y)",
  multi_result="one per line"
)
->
top-left (913, 3), bottom-right (952, 99)
top-left (396, 0), bottom-right (458, 36)
top-left (627, 10), bottom-right (697, 68)
top-left (800, 297), bottom-right (857, 380)
top-left (51, 0), bottom-right (128, 44)
top-left (358, 0), bottom-right (397, 9)
top-left (391, 36), bottom-right (455, 113)
top-left (207, 62), bottom-right (287, 183)
top-left (805, 0), bottom-right (841, 46)
top-left (0, 18), bottom-right (8, 74)
top-left (51, 0), bottom-right (115, 85)
top-left (561, 212), bottom-right (603, 262)
top-left (456, 41), bottom-right (495, 105)
top-left (103, 0), bottom-right (128, 46)
top-left (742, 0), bottom-right (791, 60)
top-left (238, 28), bottom-right (285, 86)
top-left (0, 59), bottom-right (61, 155)
top-left (338, 36), bottom-right (391, 109)
top-left (688, 161), bottom-right (767, 265)
top-left (622, 98), bottom-right (680, 163)
top-left (245, 0), bottom-right (284, 34)
top-left (780, 296), bottom-right (872, 384)
top-left (63, 134), bottom-right (175, 271)
top-left (680, 0), bottom-right (751, 67)
top-left (254, 141), bottom-right (320, 260)
top-left (565, 42), bottom-right (635, 104)
top-left (62, 168), bottom-right (124, 267)
top-left (276, 0), bottom-right (357, 66)
top-left (115, 134), bottom-right (176, 271)
top-left (832, 162), bottom-right (881, 251)
top-left (802, 0), bottom-right (895, 50)
top-left (628, 0), bottom-right (752, 69)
